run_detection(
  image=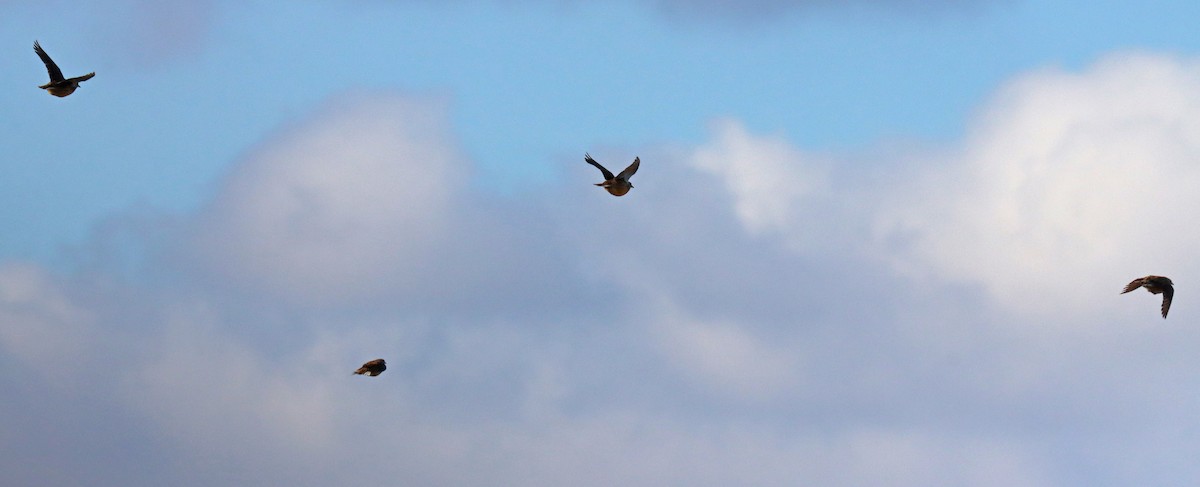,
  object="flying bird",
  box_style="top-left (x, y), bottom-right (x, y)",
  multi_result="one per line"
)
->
top-left (353, 358), bottom-right (387, 377)
top-left (34, 41), bottom-right (95, 97)
top-left (1122, 275), bottom-right (1174, 318)
top-left (584, 153), bottom-right (640, 197)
